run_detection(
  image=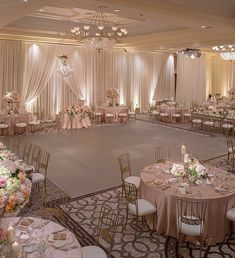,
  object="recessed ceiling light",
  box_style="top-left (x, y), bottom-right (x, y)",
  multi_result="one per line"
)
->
top-left (23, 0), bottom-right (28, 2)
top-left (114, 9), bottom-right (120, 12)
top-left (39, 9), bottom-right (44, 12)
top-left (201, 25), bottom-right (212, 29)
